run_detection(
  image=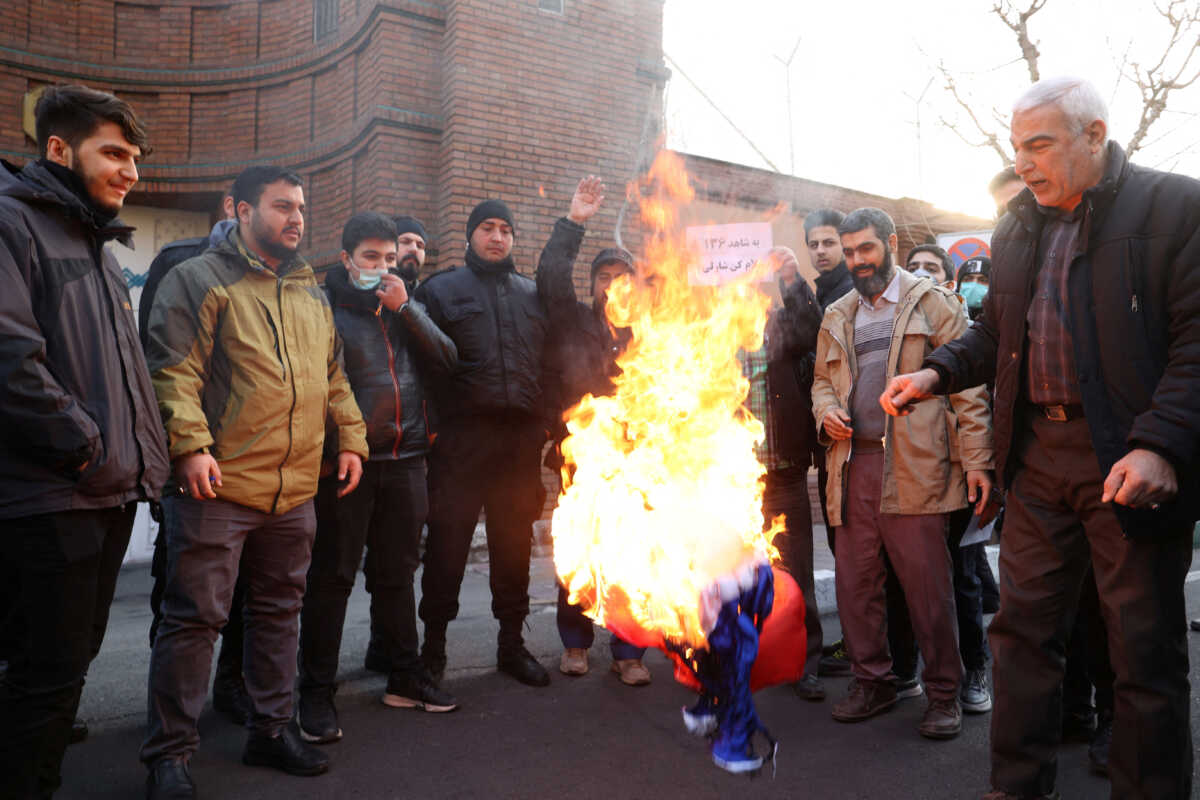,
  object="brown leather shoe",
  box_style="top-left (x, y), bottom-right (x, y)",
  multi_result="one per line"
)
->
top-left (918, 697), bottom-right (962, 740)
top-left (831, 678), bottom-right (897, 722)
top-left (611, 659), bottom-right (651, 686)
top-left (559, 648), bottom-right (589, 676)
